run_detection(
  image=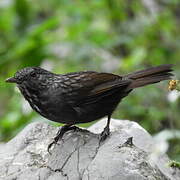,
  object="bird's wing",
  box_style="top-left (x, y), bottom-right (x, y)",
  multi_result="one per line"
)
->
top-left (60, 71), bottom-right (131, 106)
